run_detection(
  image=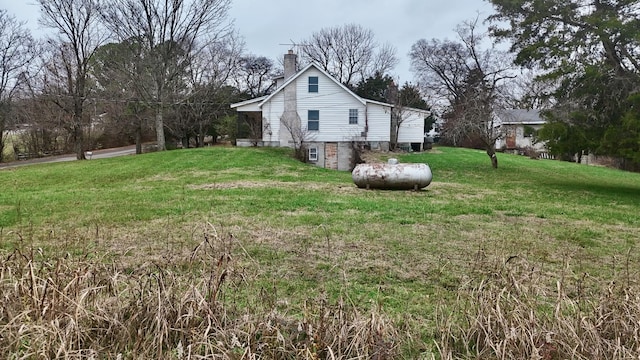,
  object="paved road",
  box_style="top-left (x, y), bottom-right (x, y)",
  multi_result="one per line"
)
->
top-left (0, 145), bottom-right (137, 170)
